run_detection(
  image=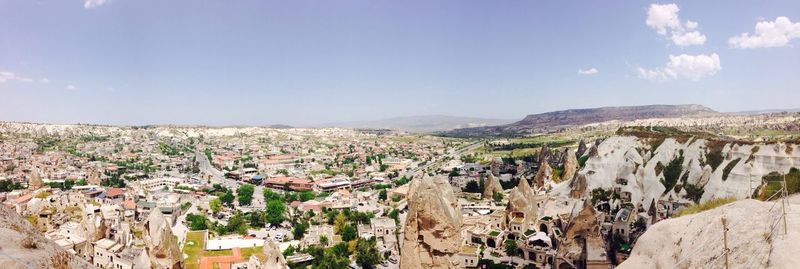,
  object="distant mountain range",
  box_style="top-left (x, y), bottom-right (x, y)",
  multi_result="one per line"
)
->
top-left (442, 104), bottom-right (721, 137)
top-left (316, 115), bottom-right (514, 133)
